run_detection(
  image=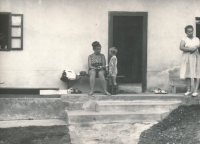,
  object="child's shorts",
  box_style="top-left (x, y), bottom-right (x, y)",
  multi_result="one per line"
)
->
top-left (110, 73), bottom-right (117, 77)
